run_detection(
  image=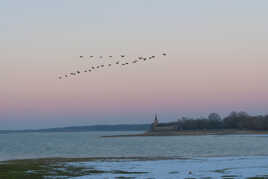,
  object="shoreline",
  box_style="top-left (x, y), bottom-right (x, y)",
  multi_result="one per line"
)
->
top-left (102, 129), bottom-right (268, 137)
top-left (3, 154), bottom-right (268, 163)
top-left (1, 156), bottom-right (189, 163)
